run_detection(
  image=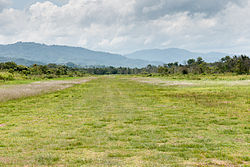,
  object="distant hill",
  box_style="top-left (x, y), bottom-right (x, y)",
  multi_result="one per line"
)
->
top-left (0, 56), bottom-right (44, 66)
top-left (0, 42), bottom-right (162, 67)
top-left (125, 48), bottom-right (230, 64)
